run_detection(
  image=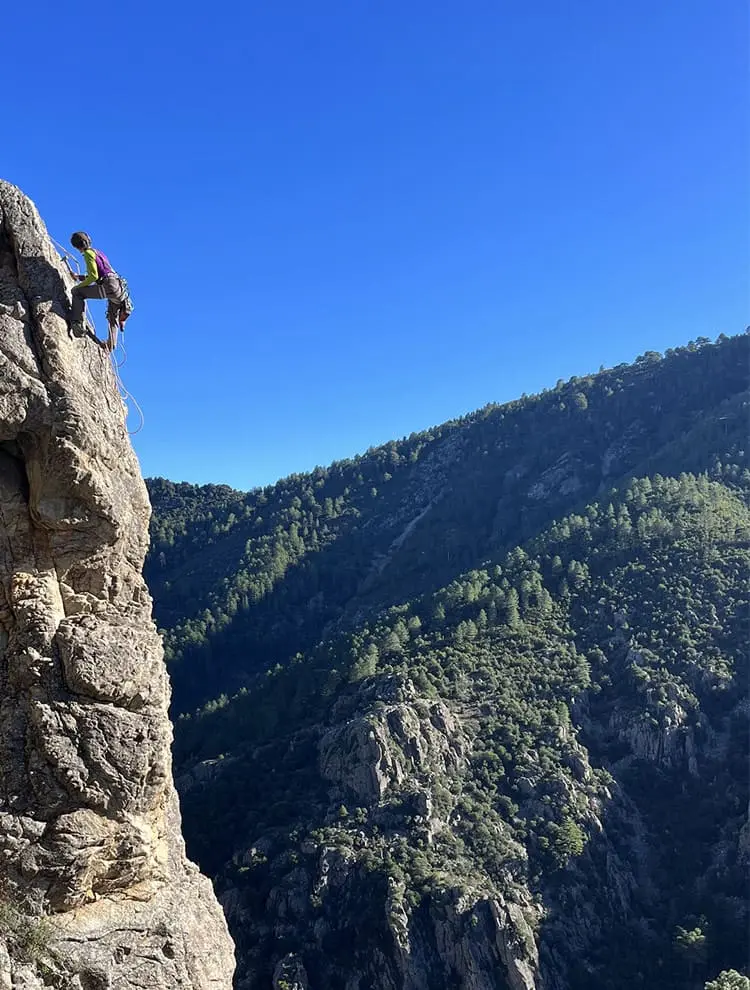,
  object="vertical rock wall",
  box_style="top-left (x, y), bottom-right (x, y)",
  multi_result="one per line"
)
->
top-left (0, 180), bottom-right (235, 988)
